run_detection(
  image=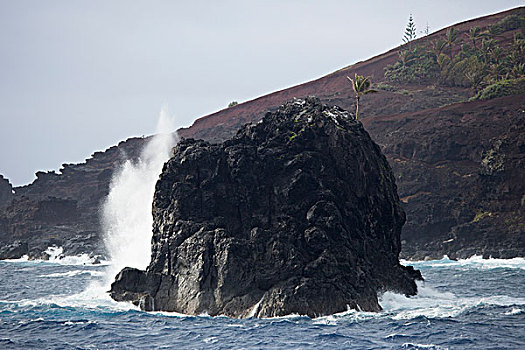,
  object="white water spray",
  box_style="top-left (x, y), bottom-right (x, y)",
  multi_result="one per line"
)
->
top-left (102, 109), bottom-right (177, 284)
